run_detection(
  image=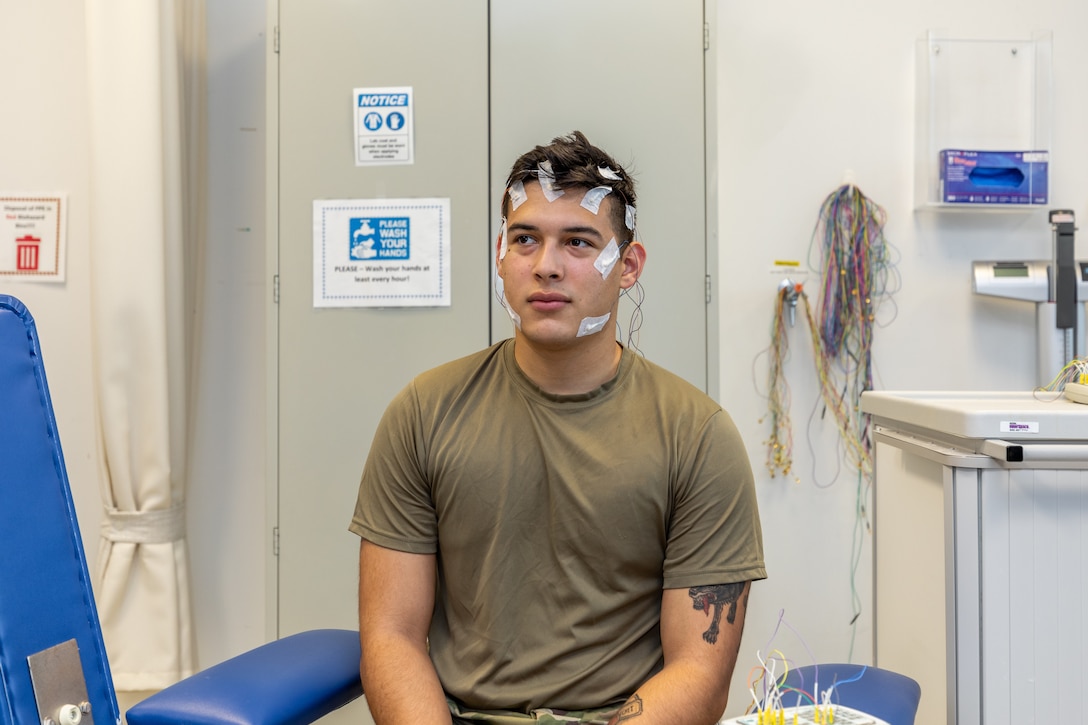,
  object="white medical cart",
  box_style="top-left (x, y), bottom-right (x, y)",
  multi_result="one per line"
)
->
top-left (861, 391), bottom-right (1088, 725)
